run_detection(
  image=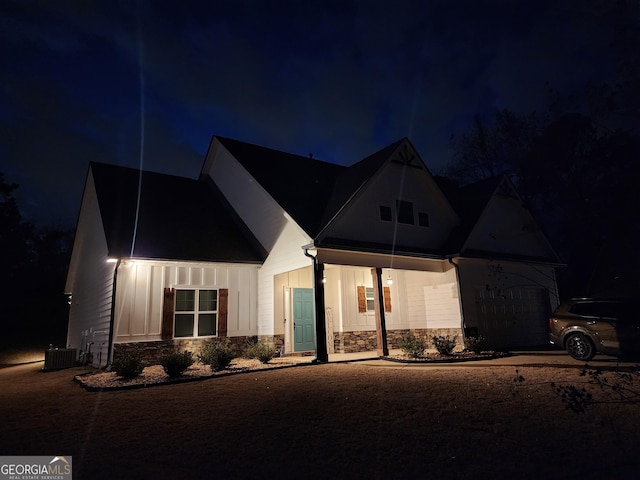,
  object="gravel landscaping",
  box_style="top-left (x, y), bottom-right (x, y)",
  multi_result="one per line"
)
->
top-left (74, 357), bottom-right (310, 390)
